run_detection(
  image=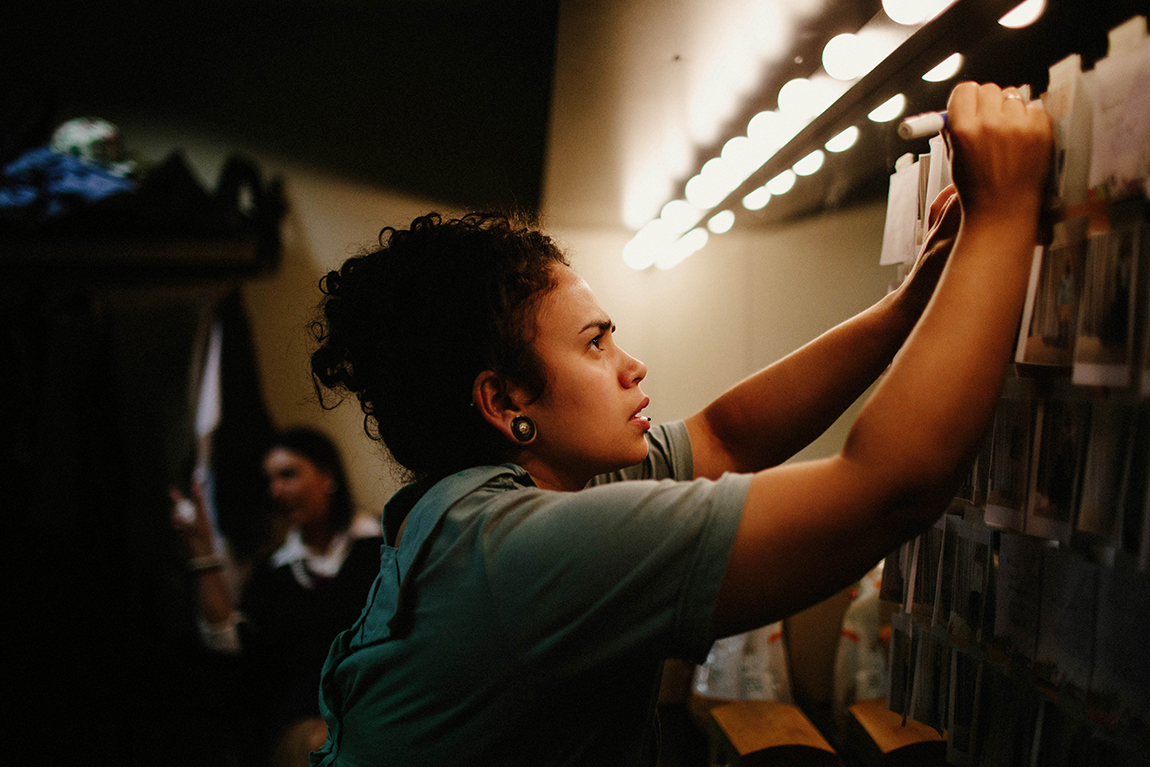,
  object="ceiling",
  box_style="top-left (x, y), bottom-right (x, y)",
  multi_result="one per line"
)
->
top-left (4, 0), bottom-right (1148, 232)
